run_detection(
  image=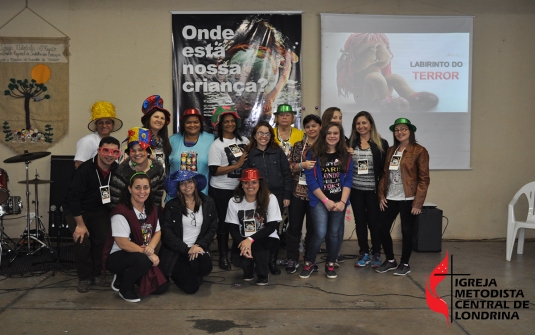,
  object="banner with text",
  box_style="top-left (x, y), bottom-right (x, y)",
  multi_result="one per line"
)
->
top-left (172, 12), bottom-right (302, 136)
